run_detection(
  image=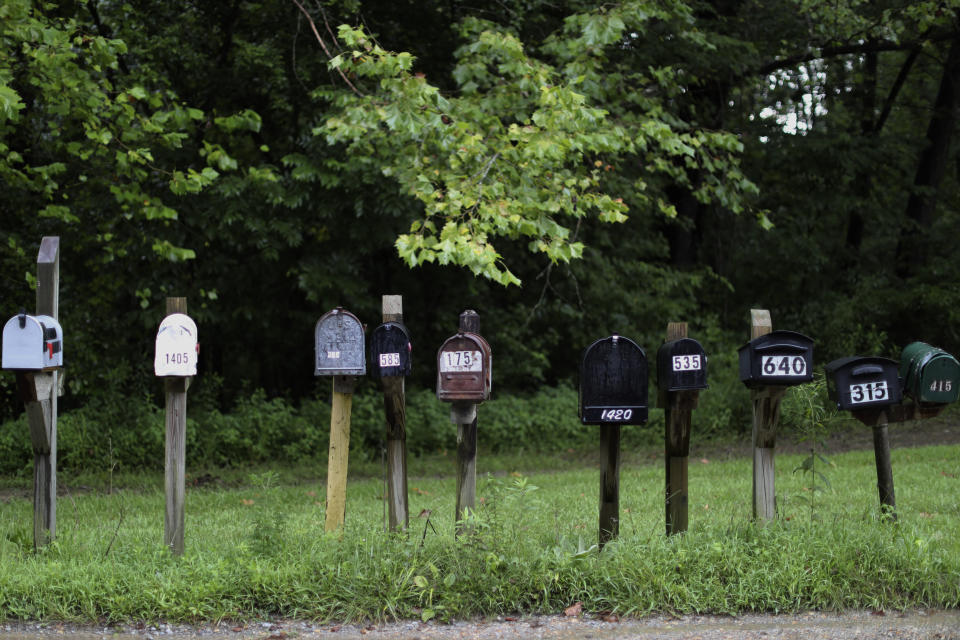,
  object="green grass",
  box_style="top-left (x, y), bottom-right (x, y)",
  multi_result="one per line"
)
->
top-left (1, 443), bottom-right (959, 623)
